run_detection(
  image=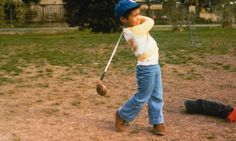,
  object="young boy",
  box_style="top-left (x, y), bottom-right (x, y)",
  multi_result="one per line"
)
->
top-left (114, 0), bottom-right (166, 136)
